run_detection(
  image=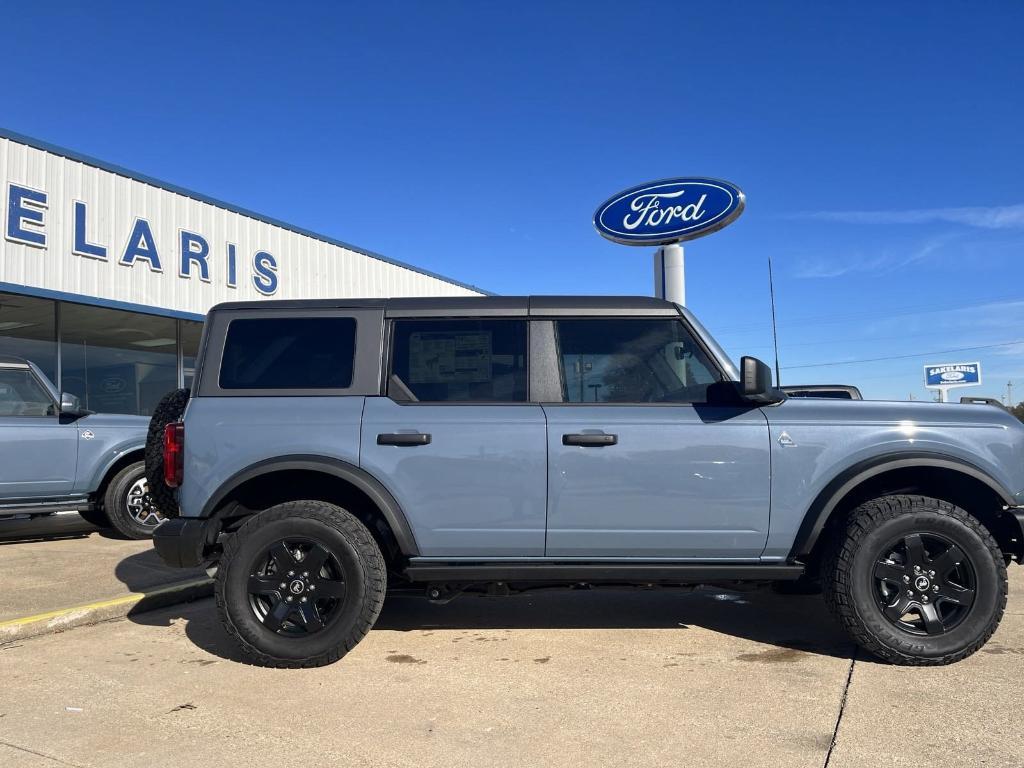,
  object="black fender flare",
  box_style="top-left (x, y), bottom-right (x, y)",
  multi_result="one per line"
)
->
top-left (200, 454), bottom-right (420, 556)
top-left (790, 451), bottom-right (1018, 559)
